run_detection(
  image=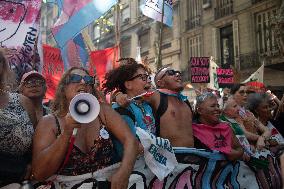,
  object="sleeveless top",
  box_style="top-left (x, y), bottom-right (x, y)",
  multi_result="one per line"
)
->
top-left (0, 93), bottom-right (34, 156)
top-left (54, 115), bottom-right (115, 176)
